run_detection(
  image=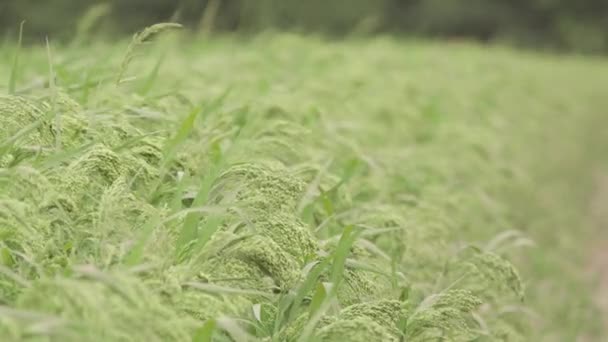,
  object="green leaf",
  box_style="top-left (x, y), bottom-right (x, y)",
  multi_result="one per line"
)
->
top-left (308, 282), bottom-right (330, 317)
top-left (0, 247), bottom-right (14, 267)
top-left (281, 259), bottom-right (330, 333)
top-left (192, 319), bottom-right (216, 342)
top-left (329, 225), bottom-right (357, 287)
